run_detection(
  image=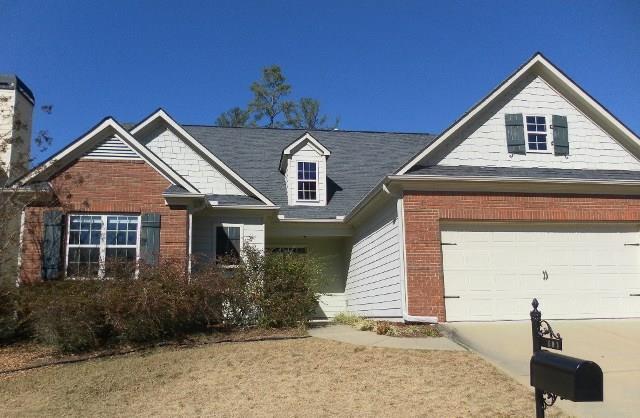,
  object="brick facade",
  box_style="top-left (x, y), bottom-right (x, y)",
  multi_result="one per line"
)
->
top-left (403, 191), bottom-right (640, 321)
top-left (20, 159), bottom-right (188, 283)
